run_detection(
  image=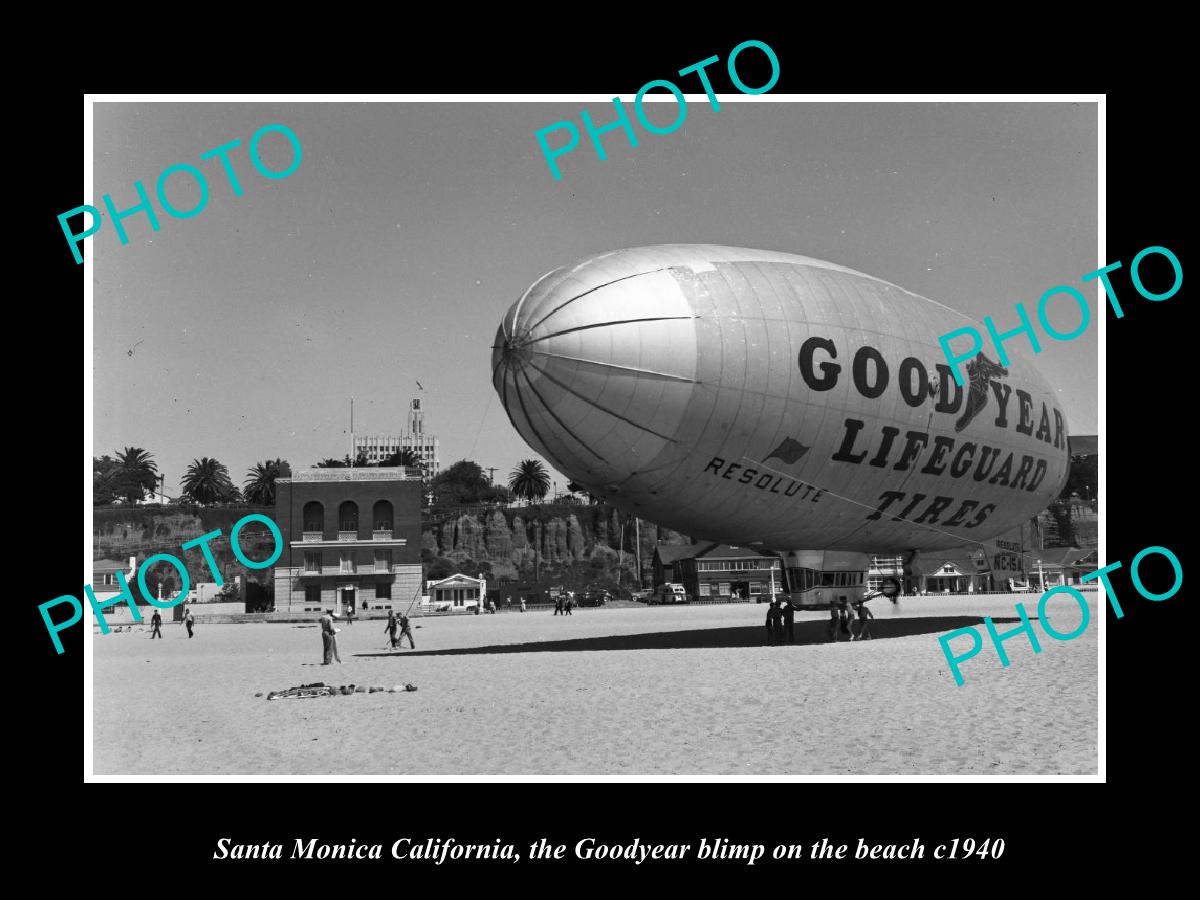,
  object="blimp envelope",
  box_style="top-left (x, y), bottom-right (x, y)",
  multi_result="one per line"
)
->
top-left (493, 245), bottom-right (1071, 554)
